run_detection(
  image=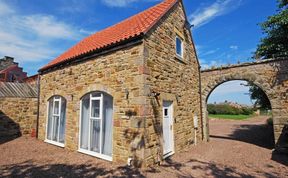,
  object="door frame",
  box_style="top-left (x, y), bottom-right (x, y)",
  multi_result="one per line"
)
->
top-left (162, 100), bottom-right (175, 159)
